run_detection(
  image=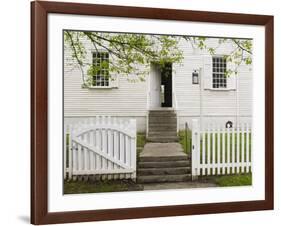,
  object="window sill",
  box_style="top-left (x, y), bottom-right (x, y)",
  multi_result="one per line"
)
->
top-left (82, 85), bottom-right (117, 89)
top-left (204, 88), bottom-right (236, 91)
